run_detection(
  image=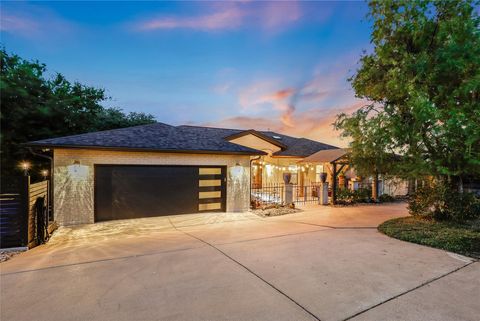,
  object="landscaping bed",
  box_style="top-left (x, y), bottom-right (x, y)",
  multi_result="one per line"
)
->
top-left (378, 216), bottom-right (480, 259)
top-left (252, 205), bottom-right (302, 217)
top-left (0, 249), bottom-right (25, 262)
